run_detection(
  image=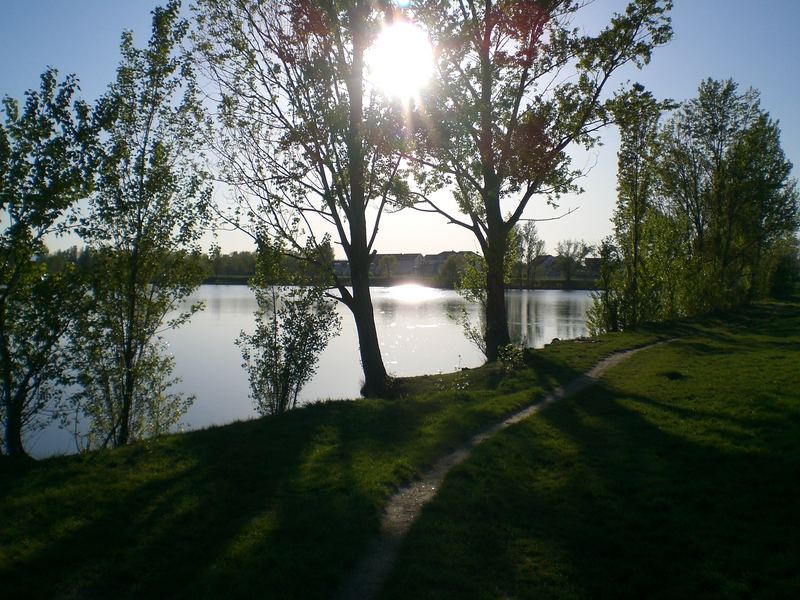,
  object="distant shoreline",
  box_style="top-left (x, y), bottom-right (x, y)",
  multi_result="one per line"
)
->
top-left (201, 275), bottom-right (598, 291)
